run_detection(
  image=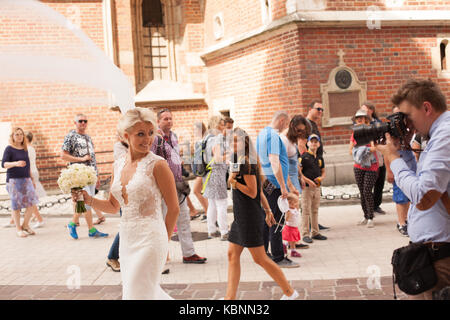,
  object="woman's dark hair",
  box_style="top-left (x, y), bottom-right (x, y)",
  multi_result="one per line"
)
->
top-left (286, 115), bottom-right (310, 144)
top-left (361, 101), bottom-right (378, 120)
top-left (120, 141), bottom-right (129, 148)
top-left (232, 127), bottom-right (263, 181)
top-left (26, 131), bottom-right (33, 143)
